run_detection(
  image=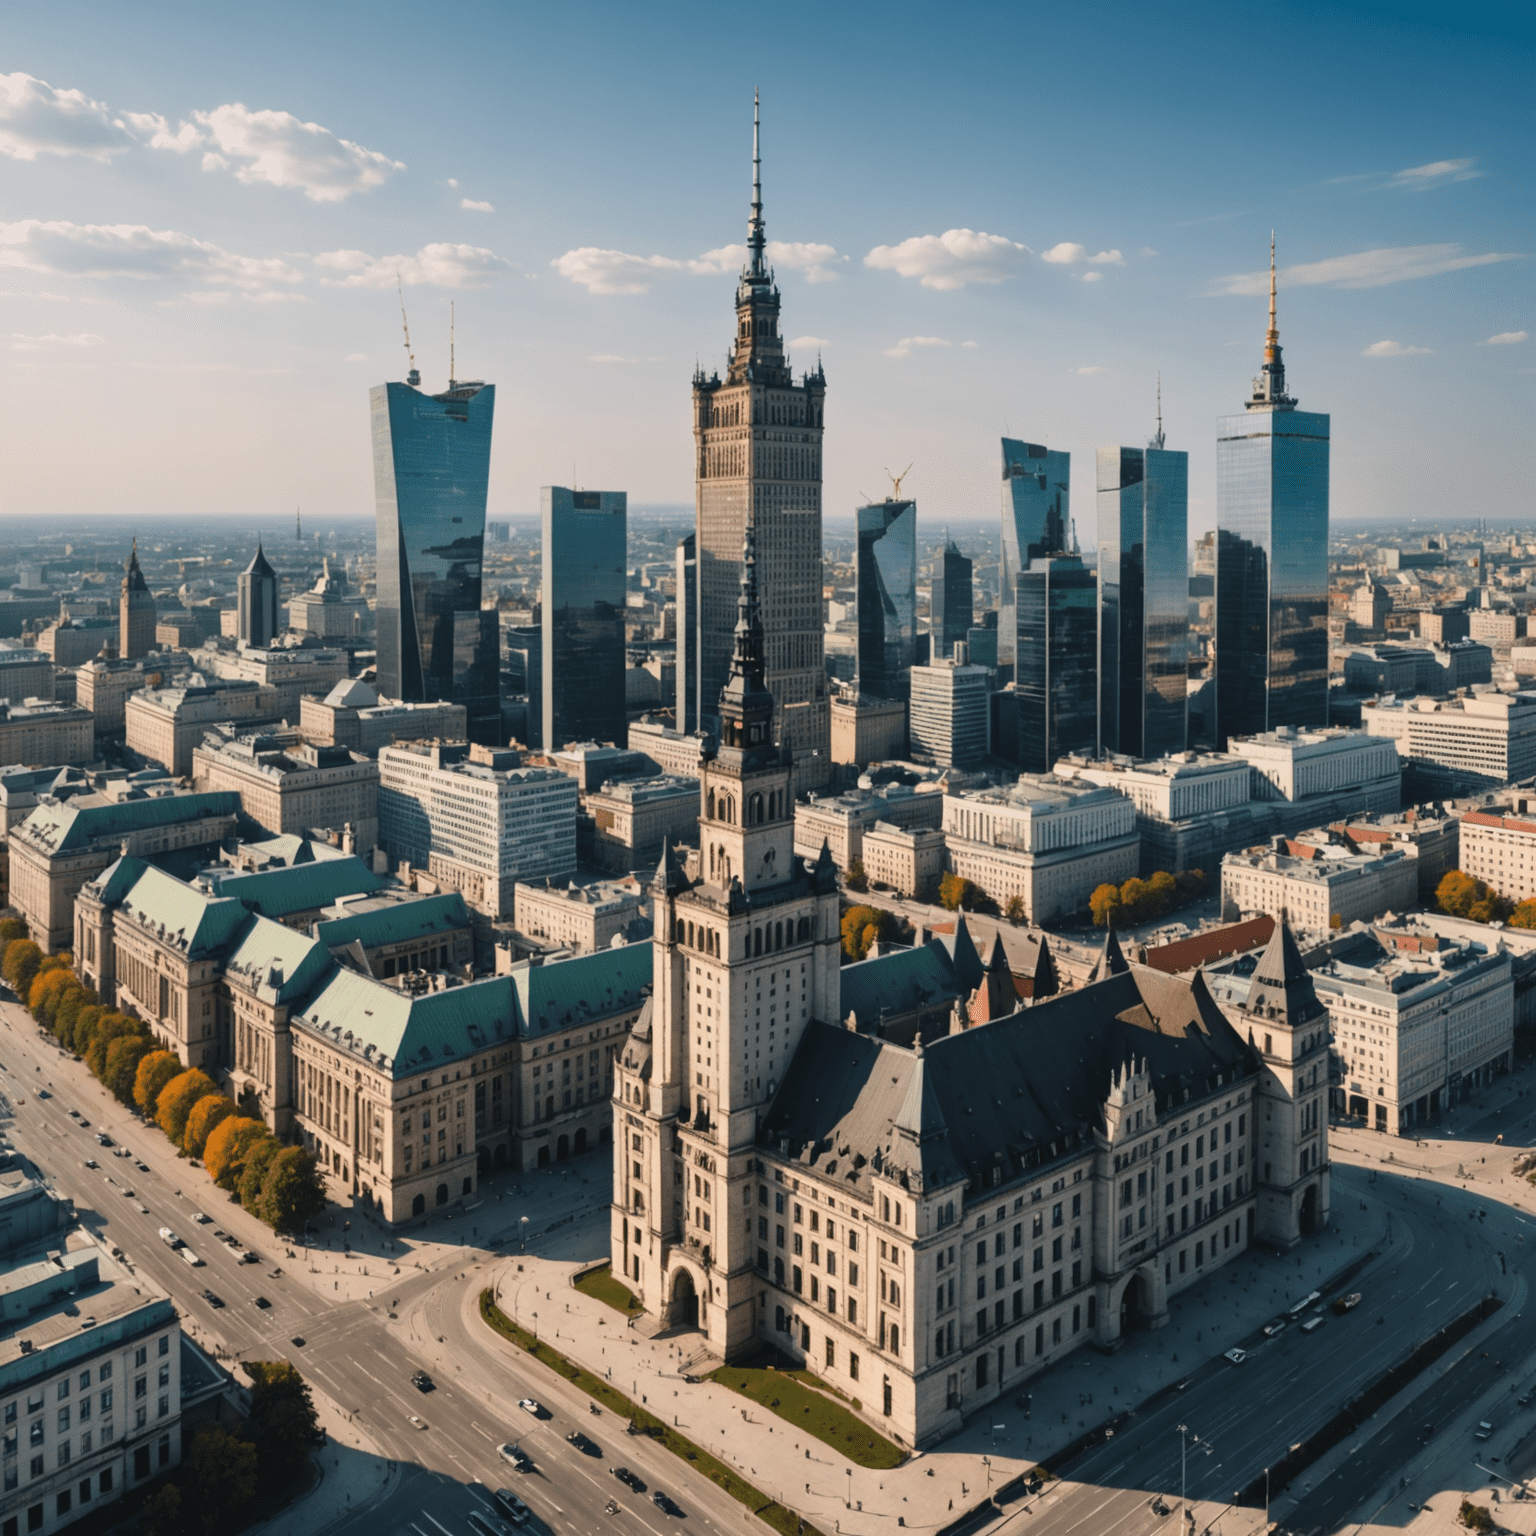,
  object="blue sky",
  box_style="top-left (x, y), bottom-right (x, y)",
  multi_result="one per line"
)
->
top-left (0, 0), bottom-right (1529, 540)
